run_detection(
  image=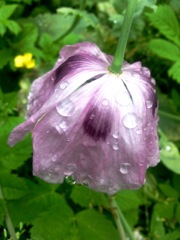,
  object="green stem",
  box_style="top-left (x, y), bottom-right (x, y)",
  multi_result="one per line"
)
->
top-left (117, 206), bottom-right (136, 240)
top-left (109, 0), bottom-right (136, 73)
top-left (110, 196), bottom-right (127, 240)
top-left (0, 185), bottom-right (17, 240)
top-left (58, 0), bottom-right (86, 41)
top-left (109, 196), bottom-right (136, 240)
